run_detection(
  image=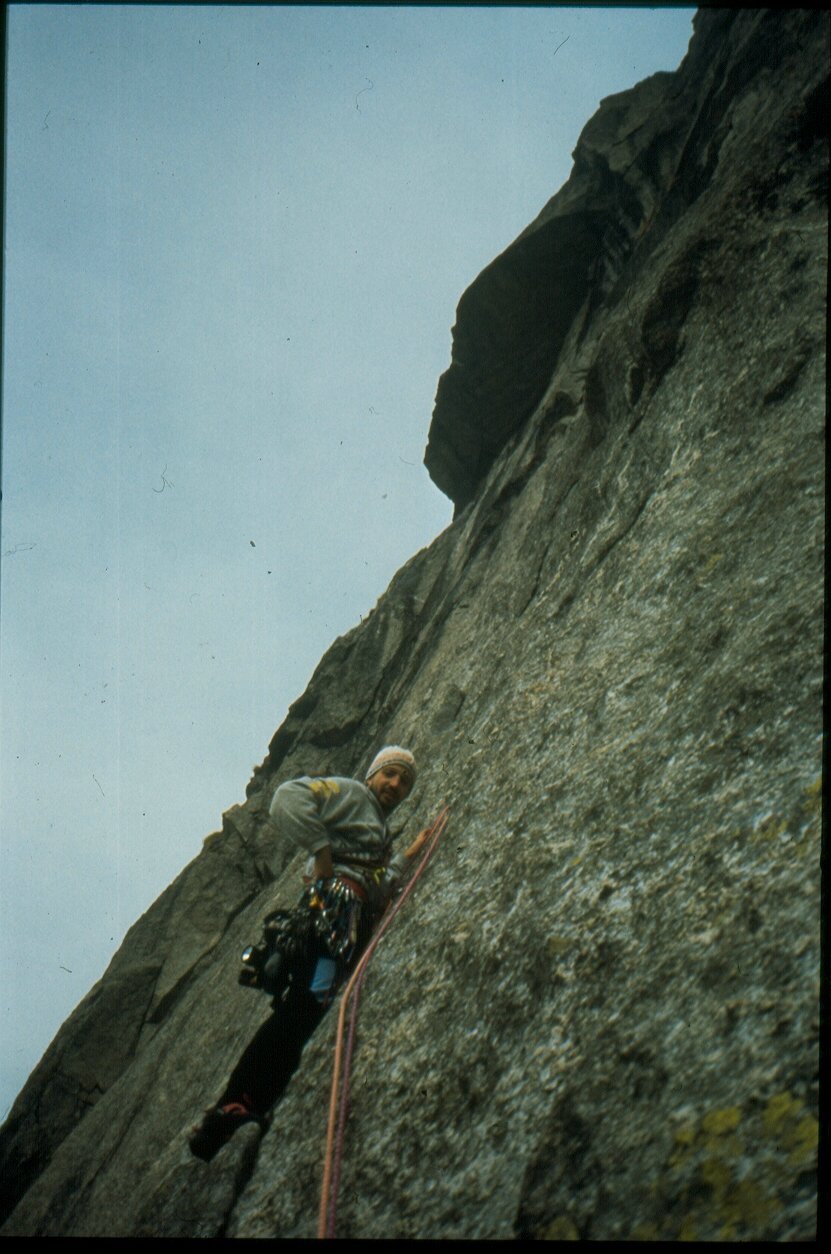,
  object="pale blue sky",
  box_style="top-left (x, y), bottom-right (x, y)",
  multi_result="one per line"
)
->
top-left (1, 4), bottom-right (695, 1119)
